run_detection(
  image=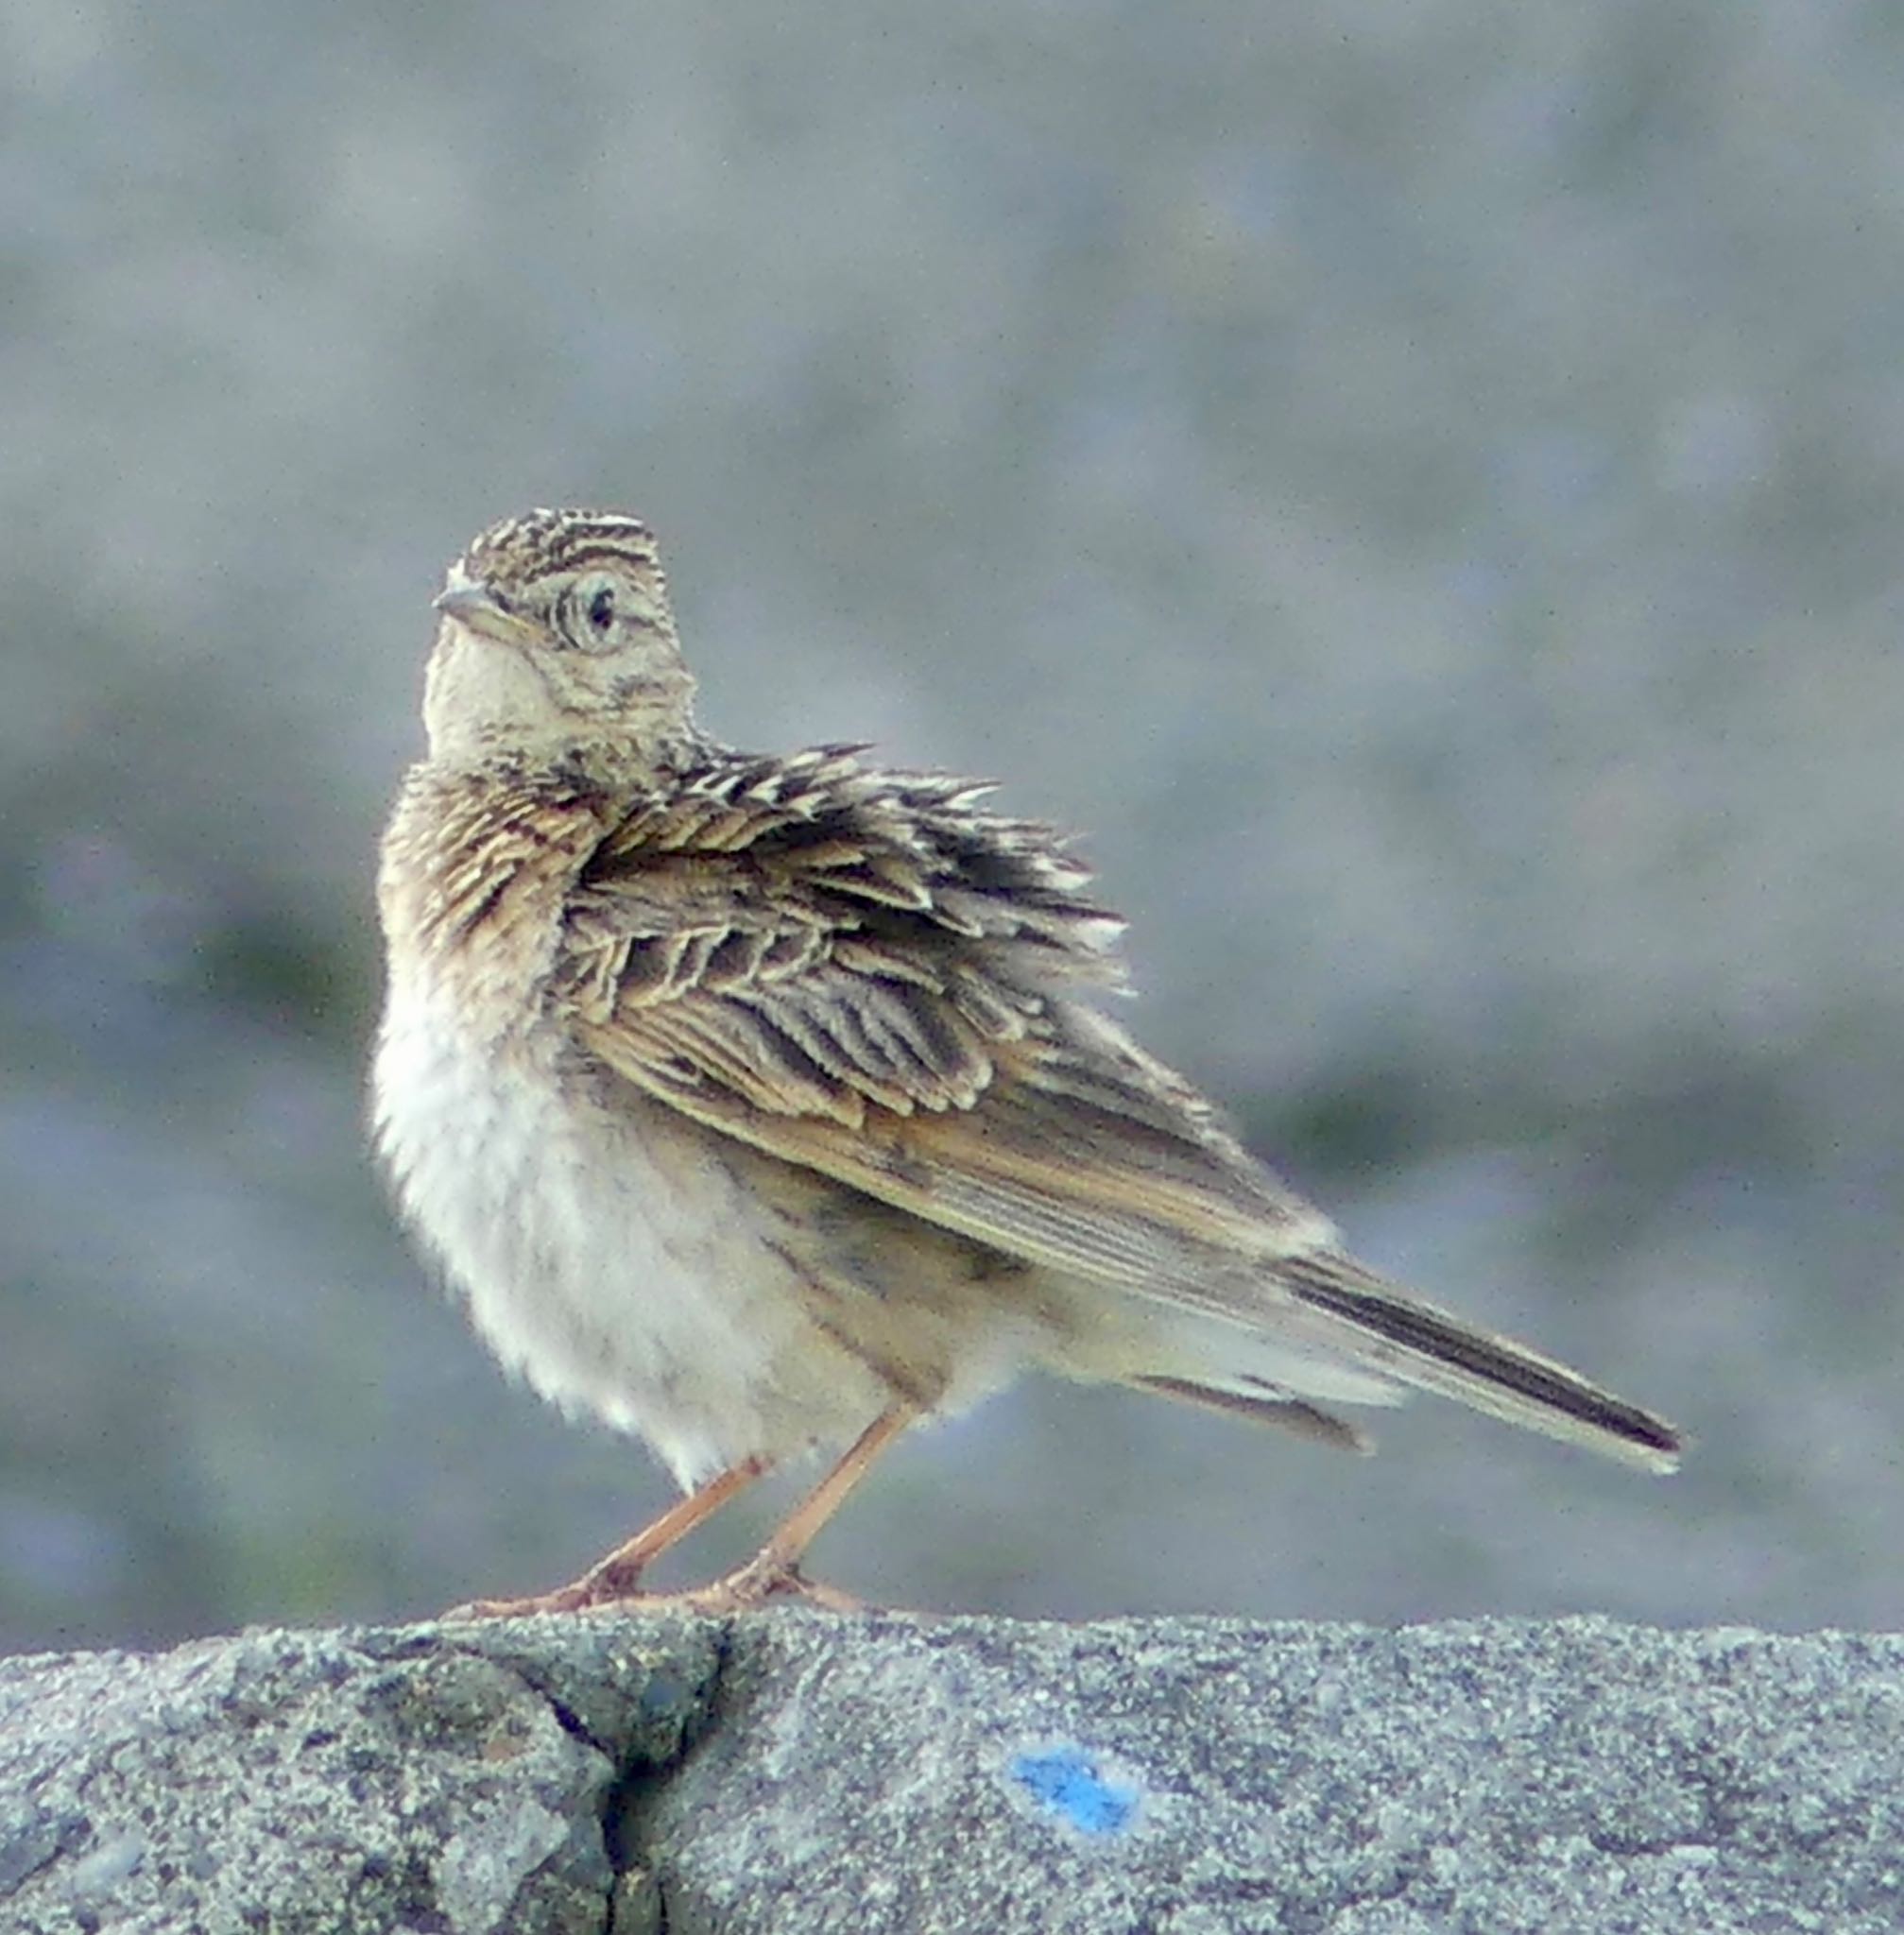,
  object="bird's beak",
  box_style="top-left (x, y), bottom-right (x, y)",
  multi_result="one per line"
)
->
top-left (433, 578), bottom-right (536, 645)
